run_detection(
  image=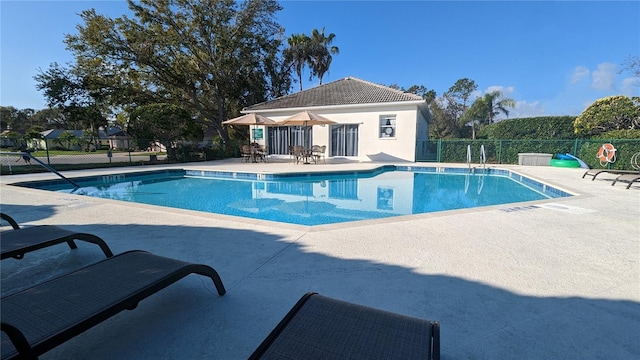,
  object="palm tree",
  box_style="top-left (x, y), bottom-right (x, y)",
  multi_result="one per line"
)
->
top-left (463, 90), bottom-right (515, 139)
top-left (484, 90), bottom-right (515, 124)
top-left (284, 33), bottom-right (311, 92)
top-left (308, 28), bottom-right (339, 85)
